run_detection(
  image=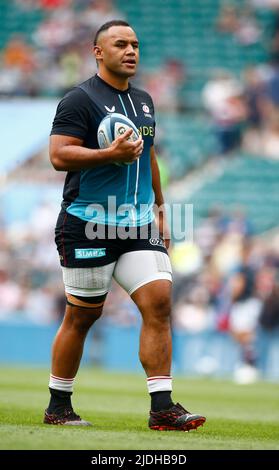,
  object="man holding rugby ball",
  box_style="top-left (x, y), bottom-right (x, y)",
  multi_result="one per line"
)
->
top-left (45, 20), bottom-right (206, 432)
